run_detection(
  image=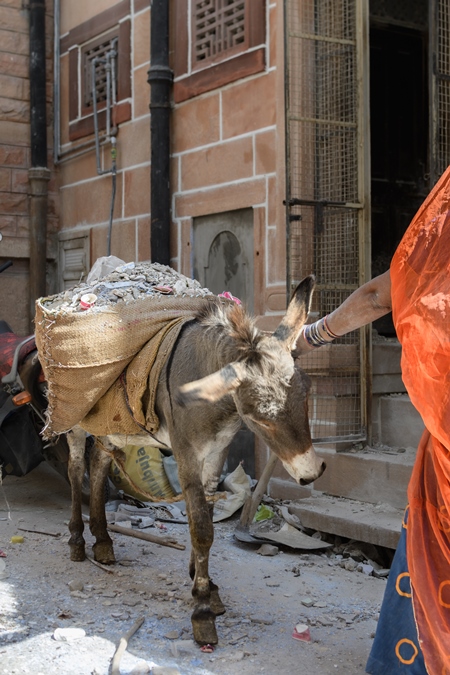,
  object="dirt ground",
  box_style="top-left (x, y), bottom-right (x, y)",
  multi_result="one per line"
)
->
top-left (0, 462), bottom-right (387, 675)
